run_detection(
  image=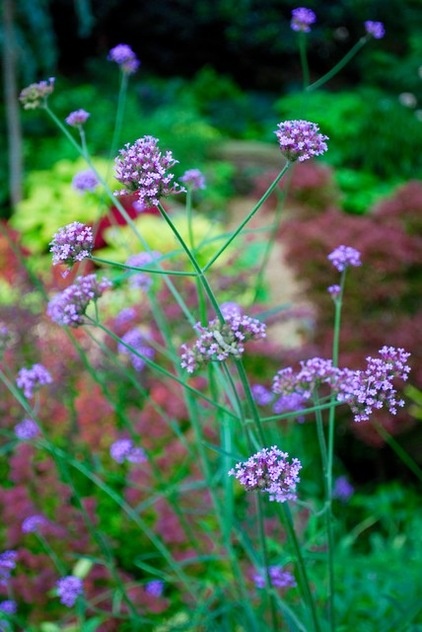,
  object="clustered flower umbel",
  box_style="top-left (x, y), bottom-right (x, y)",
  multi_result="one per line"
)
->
top-left (50, 222), bottom-right (94, 268)
top-left (114, 135), bottom-right (185, 207)
top-left (65, 109), bottom-right (90, 127)
top-left (117, 328), bottom-right (155, 371)
top-left (272, 347), bottom-right (411, 423)
top-left (19, 77), bottom-right (55, 109)
top-left (328, 244), bottom-right (362, 271)
top-left (253, 565), bottom-right (296, 589)
top-left (290, 7), bottom-right (316, 32)
top-left (275, 120), bottom-right (328, 162)
top-left (125, 250), bottom-right (162, 291)
top-left (0, 550), bottom-right (17, 586)
top-left (72, 169), bottom-right (99, 193)
top-left (229, 446), bottom-right (302, 503)
top-left (22, 514), bottom-right (49, 534)
top-left (180, 311), bottom-right (266, 374)
top-left (180, 168), bottom-right (206, 190)
top-left (110, 439), bottom-right (147, 464)
top-left (47, 274), bottom-right (111, 327)
top-left (108, 44), bottom-right (140, 74)
top-left (56, 575), bottom-right (84, 608)
top-left (14, 418), bottom-right (40, 440)
top-left (16, 364), bottom-right (53, 399)
top-left (364, 20), bottom-right (385, 39)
